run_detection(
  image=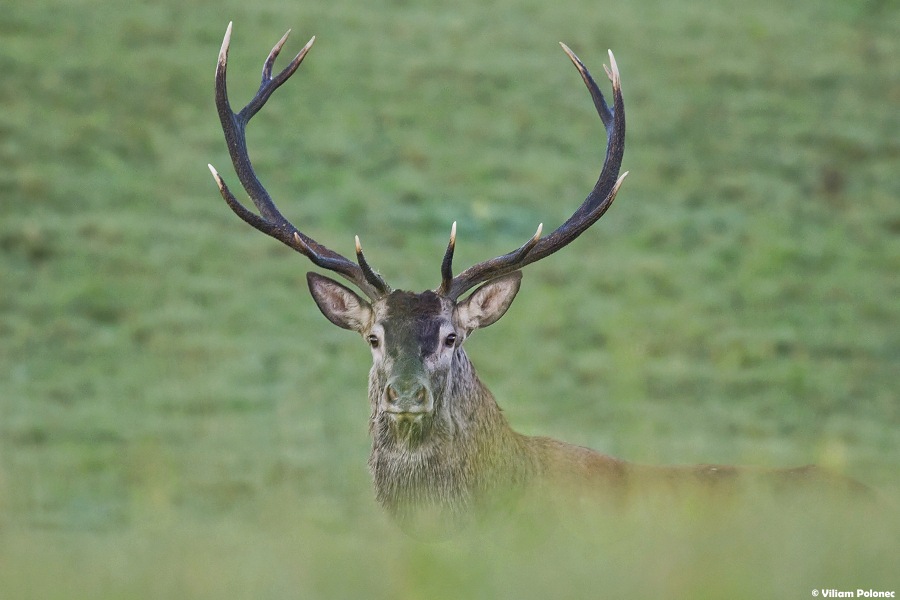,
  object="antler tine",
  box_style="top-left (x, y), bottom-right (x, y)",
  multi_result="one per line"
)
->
top-left (210, 22), bottom-right (389, 300)
top-left (437, 221), bottom-right (457, 295)
top-left (444, 45), bottom-right (627, 300)
top-left (355, 235), bottom-right (392, 296)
